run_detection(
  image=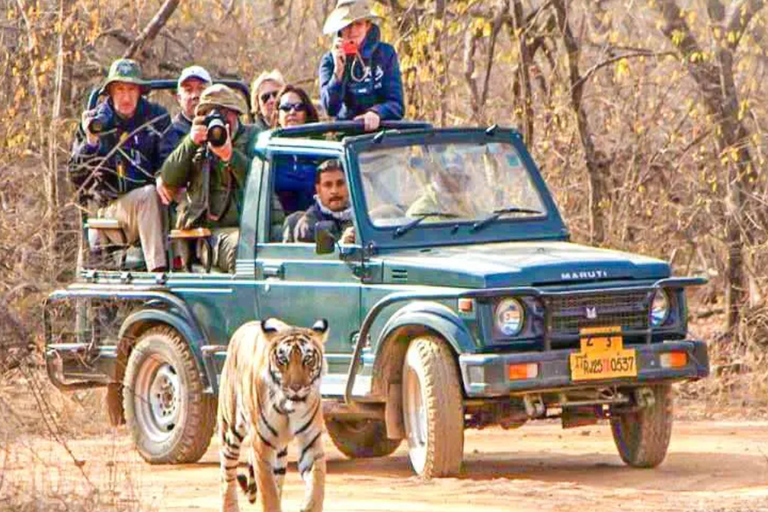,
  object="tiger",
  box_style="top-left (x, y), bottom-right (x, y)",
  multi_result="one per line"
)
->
top-left (217, 317), bottom-right (328, 512)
